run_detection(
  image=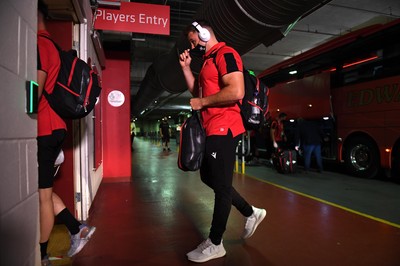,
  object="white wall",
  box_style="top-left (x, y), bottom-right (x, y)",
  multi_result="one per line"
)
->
top-left (0, 0), bottom-right (40, 265)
